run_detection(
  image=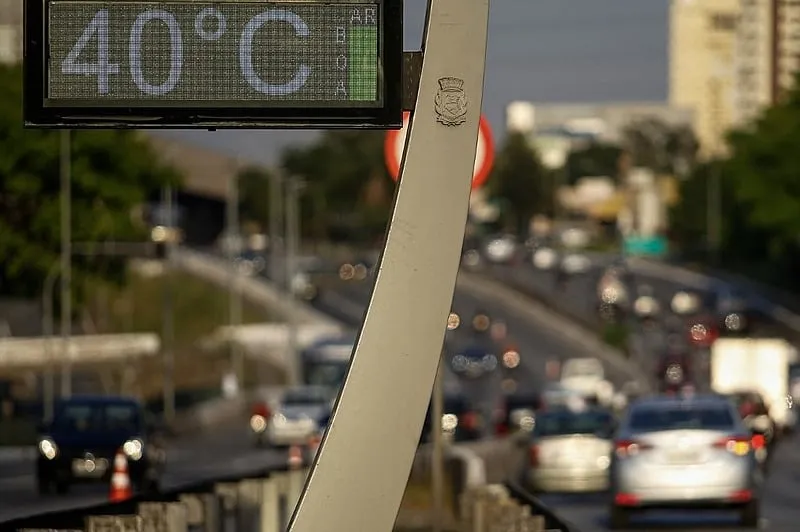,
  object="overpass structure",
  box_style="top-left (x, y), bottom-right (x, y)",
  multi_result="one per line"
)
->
top-left (0, 333), bottom-right (160, 368)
